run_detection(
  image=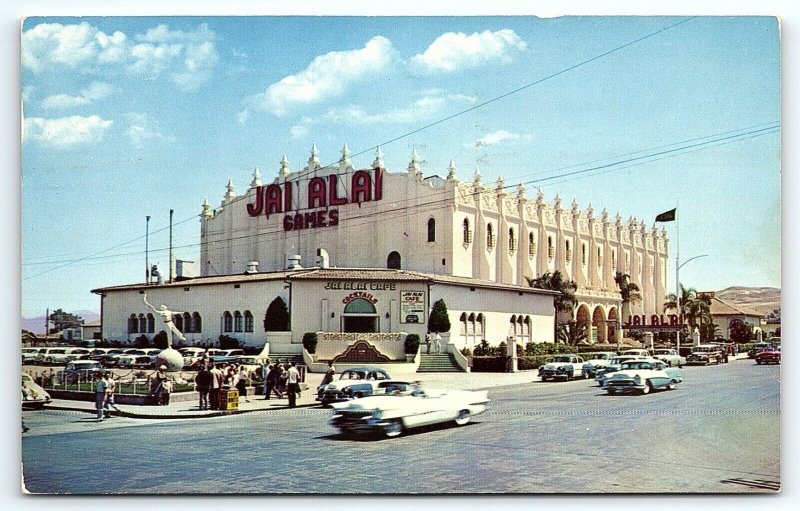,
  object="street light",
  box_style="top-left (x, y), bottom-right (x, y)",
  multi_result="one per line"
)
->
top-left (676, 254), bottom-right (709, 354)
